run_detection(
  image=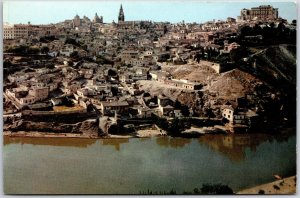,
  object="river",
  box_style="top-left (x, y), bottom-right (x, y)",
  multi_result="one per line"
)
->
top-left (3, 132), bottom-right (296, 194)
